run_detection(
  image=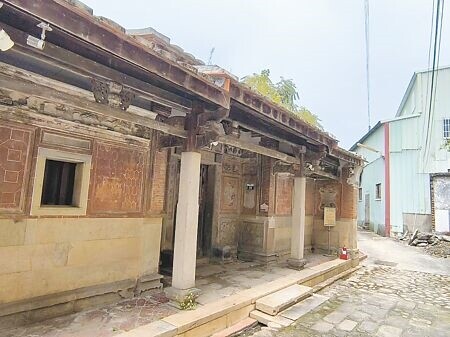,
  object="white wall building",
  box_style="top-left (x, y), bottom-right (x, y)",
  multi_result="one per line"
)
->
top-left (351, 67), bottom-right (450, 236)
